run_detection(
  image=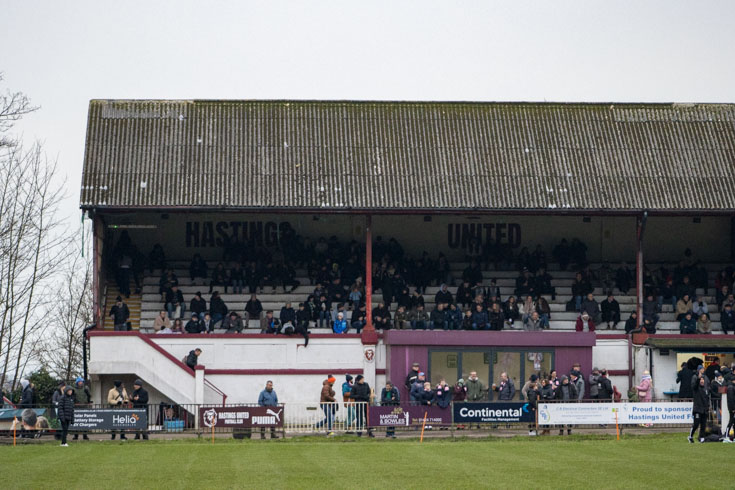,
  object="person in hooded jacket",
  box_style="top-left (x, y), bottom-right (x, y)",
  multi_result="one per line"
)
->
top-left (316, 376), bottom-right (337, 434)
top-left (72, 377), bottom-right (91, 440)
top-left (417, 382), bottom-right (435, 406)
top-left (57, 385), bottom-right (76, 446)
top-left (52, 380), bottom-right (66, 418)
top-left (131, 379), bottom-right (149, 440)
top-left (434, 380), bottom-right (452, 409)
top-left (689, 366), bottom-right (710, 443)
top-left (555, 375), bottom-right (578, 435)
top-left (19, 379), bottom-right (34, 408)
top-left (676, 363), bottom-right (694, 399)
top-left (453, 379), bottom-right (468, 402)
top-left (350, 375), bottom-right (374, 437)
